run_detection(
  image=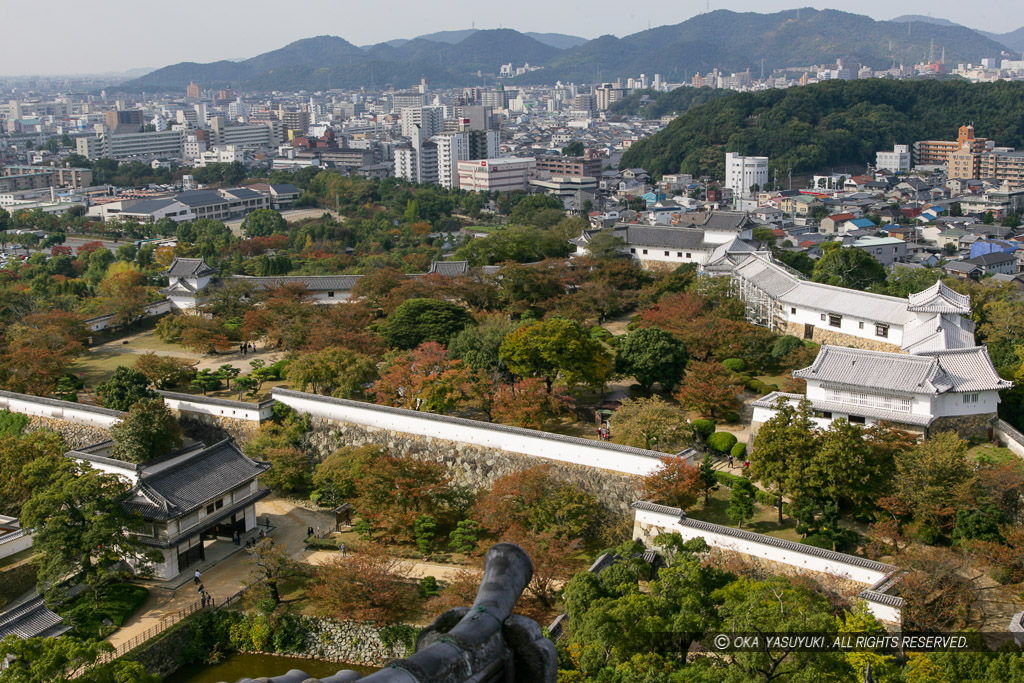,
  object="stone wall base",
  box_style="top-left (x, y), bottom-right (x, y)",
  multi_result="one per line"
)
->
top-left (24, 415), bottom-right (112, 449)
top-left (176, 413), bottom-right (260, 446)
top-left (306, 418), bottom-right (640, 518)
top-left (782, 321), bottom-right (902, 354)
top-left (929, 413), bottom-right (996, 442)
